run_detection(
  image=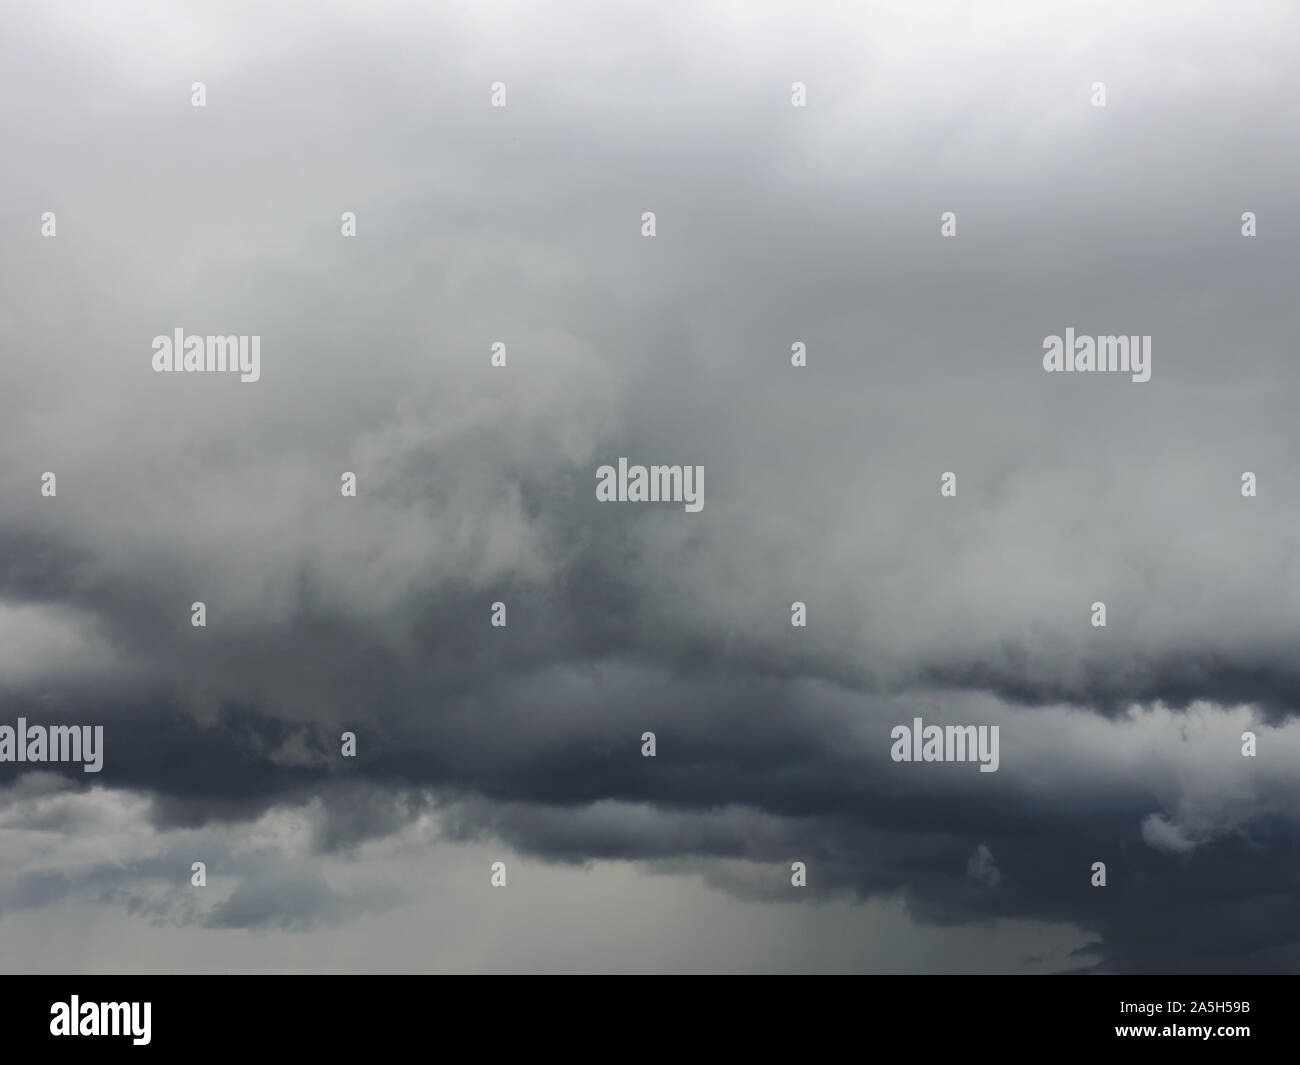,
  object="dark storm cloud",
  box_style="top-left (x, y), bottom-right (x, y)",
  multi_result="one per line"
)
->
top-left (2, 0), bottom-right (1300, 970)
top-left (924, 654), bottom-right (1300, 722)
